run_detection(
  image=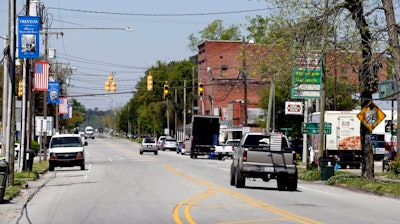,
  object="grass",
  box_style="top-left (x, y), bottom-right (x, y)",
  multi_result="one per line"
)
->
top-left (3, 160), bottom-right (49, 200)
top-left (298, 167), bottom-right (400, 197)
